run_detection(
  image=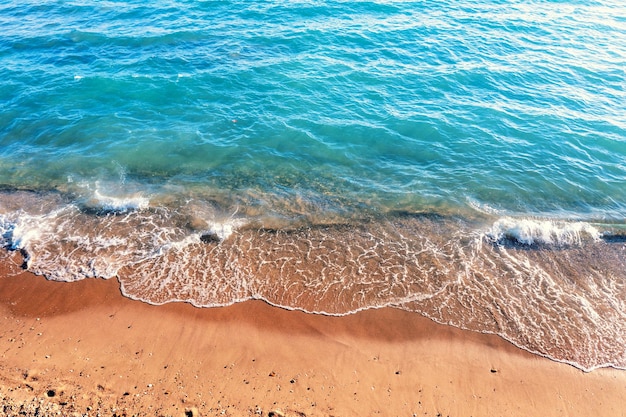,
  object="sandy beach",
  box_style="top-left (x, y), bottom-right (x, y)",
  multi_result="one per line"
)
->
top-left (1, 251), bottom-right (625, 417)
